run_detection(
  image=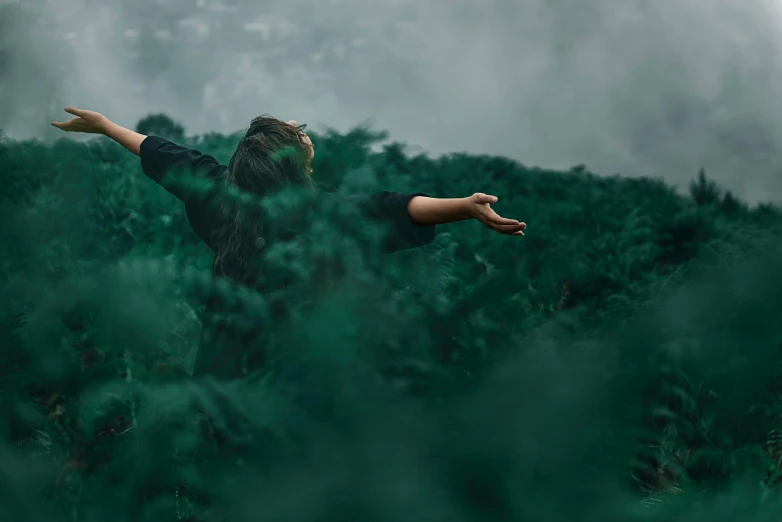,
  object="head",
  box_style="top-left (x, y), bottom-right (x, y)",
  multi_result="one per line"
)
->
top-left (227, 115), bottom-right (315, 195)
top-left (212, 115), bottom-right (316, 282)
